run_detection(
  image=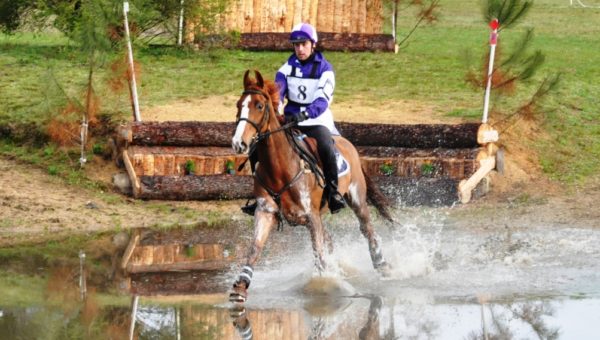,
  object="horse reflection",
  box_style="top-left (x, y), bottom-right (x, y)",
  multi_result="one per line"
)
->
top-left (229, 295), bottom-right (385, 340)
